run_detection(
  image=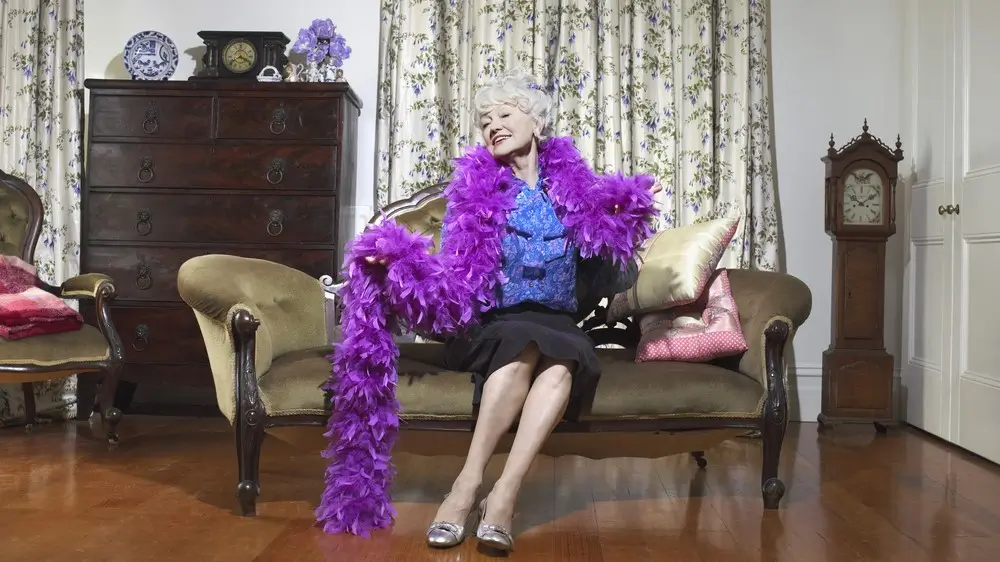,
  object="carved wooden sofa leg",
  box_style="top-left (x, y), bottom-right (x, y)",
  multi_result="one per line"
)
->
top-left (760, 319), bottom-right (790, 509)
top-left (690, 451), bottom-right (707, 469)
top-left (232, 309), bottom-right (265, 516)
top-left (235, 421), bottom-right (264, 516)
